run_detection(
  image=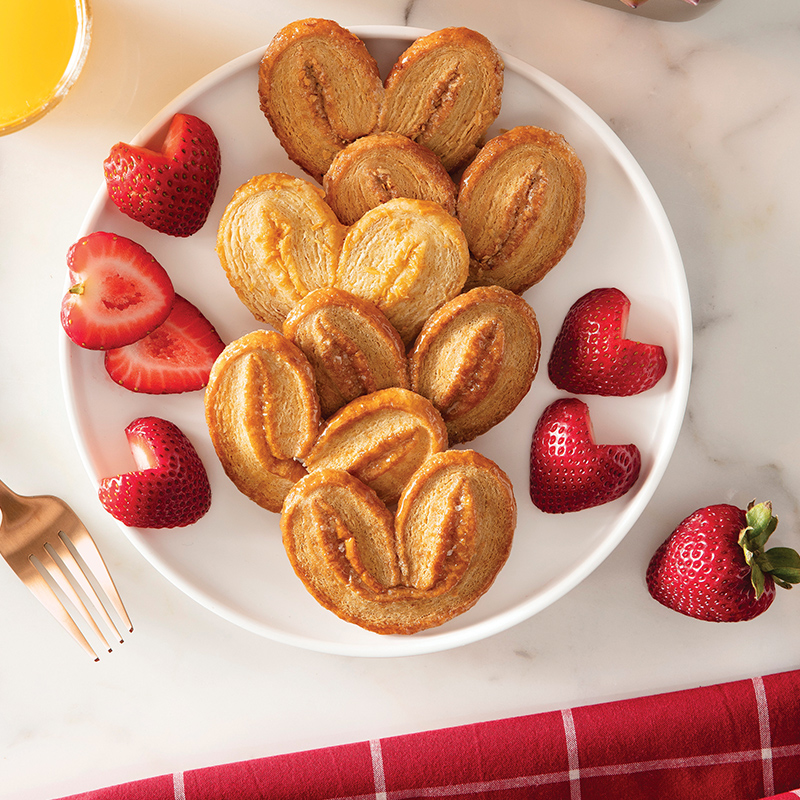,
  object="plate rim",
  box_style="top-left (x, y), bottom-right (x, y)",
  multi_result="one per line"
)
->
top-left (60, 25), bottom-right (693, 657)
